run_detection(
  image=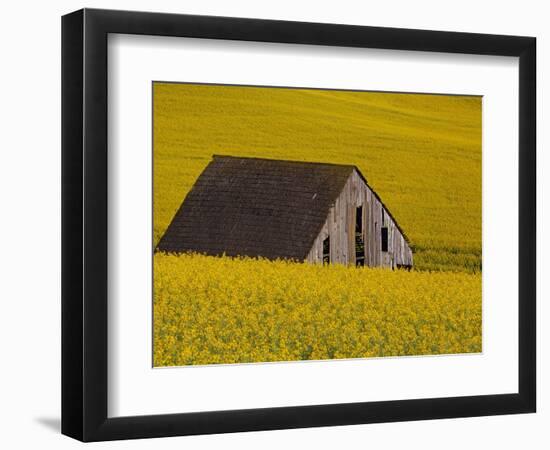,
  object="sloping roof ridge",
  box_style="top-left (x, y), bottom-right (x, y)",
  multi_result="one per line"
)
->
top-left (212, 154), bottom-right (357, 170)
